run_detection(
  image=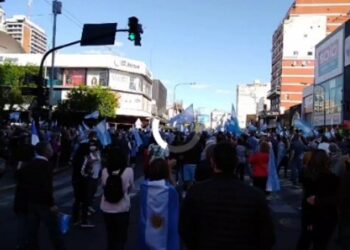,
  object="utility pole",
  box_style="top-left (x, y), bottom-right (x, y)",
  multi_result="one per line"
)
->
top-left (50, 0), bottom-right (62, 105)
